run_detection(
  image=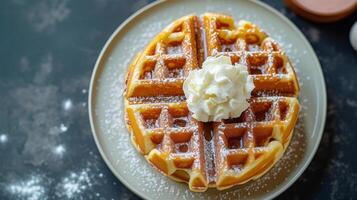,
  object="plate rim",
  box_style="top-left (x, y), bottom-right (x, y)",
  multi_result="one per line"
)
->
top-left (88, 0), bottom-right (327, 199)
